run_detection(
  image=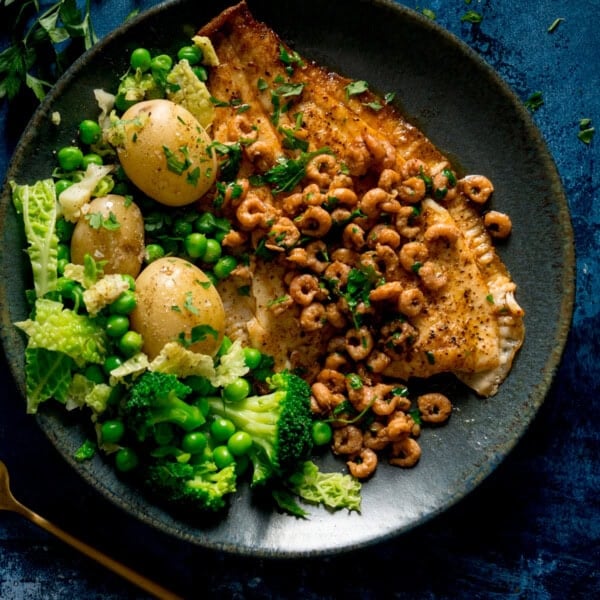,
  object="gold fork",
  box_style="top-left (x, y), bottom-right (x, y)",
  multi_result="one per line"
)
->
top-left (0, 459), bottom-right (183, 600)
